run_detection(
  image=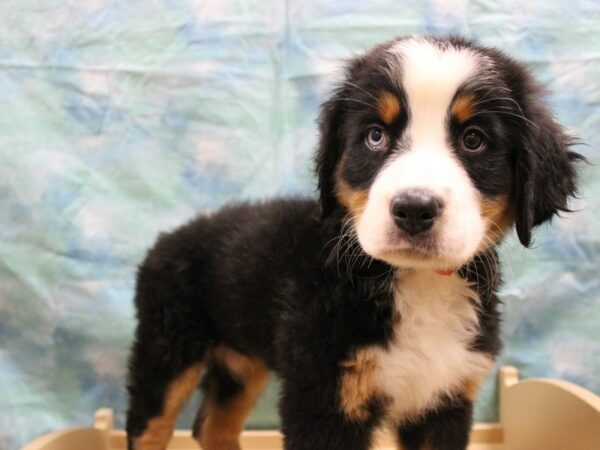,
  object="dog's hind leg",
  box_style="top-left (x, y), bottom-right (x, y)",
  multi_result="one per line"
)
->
top-left (125, 258), bottom-right (212, 450)
top-left (128, 359), bottom-right (203, 450)
top-left (193, 345), bottom-right (271, 450)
